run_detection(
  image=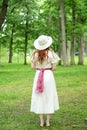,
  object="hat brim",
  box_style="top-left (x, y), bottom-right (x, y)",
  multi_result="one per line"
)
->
top-left (34, 36), bottom-right (52, 50)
